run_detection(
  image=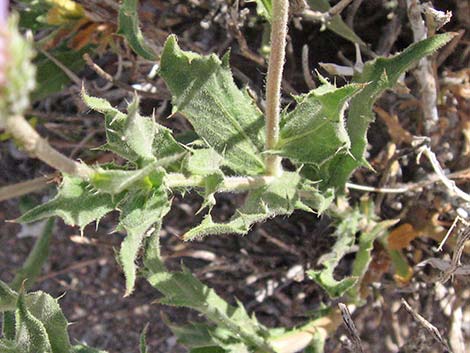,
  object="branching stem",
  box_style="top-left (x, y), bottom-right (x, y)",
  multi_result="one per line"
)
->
top-left (5, 115), bottom-right (94, 179)
top-left (264, 0), bottom-right (289, 176)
